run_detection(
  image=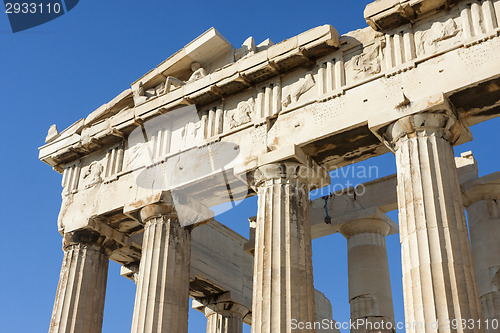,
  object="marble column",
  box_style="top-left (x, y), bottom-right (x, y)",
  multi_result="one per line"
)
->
top-left (49, 230), bottom-right (109, 333)
top-left (130, 203), bottom-right (191, 333)
top-left (204, 301), bottom-right (249, 333)
top-left (339, 209), bottom-right (395, 333)
top-left (463, 181), bottom-right (500, 332)
top-left (385, 112), bottom-right (482, 332)
top-left (249, 162), bottom-right (327, 333)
